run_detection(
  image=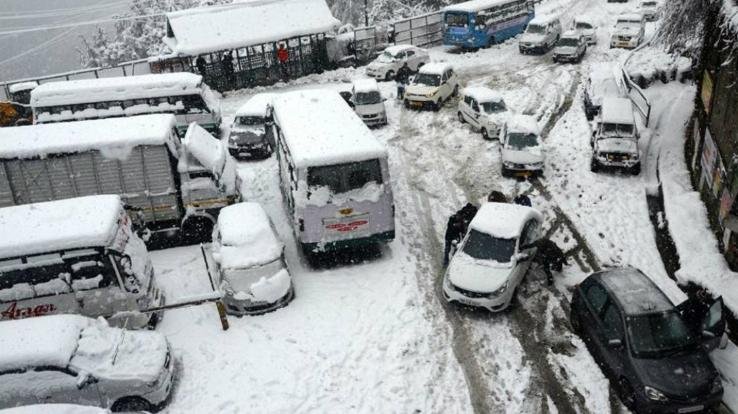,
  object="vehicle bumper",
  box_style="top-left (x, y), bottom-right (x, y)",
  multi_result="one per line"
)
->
top-left (442, 277), bottom-right (513, 312)
top-left (366, 69), bottom-right (385, 79)
top-left (554, 54), bottom-right (580, 63)
top-left (611, 39), bottom-right (639, 49)
top-left (359, 113), bottom-right (388, 126)
top-left (228, 146), bottom-right (272, 160)
top-left (301, 230), bottom-right (395, 253)
top-left (519, 44), bottom-right (547, 53)
top-left (503, 162), bottom-right (544, 175)
top-left (145, 349), bottom-right (177, 409)
top-left (594, 156), bottom-right (639, 168)
top-left (404, 96), bottom-right (437, 110)
top-left (633, 389), bottom-right (722, 414)
top-left (223, 285), bottom-right (294, 316)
